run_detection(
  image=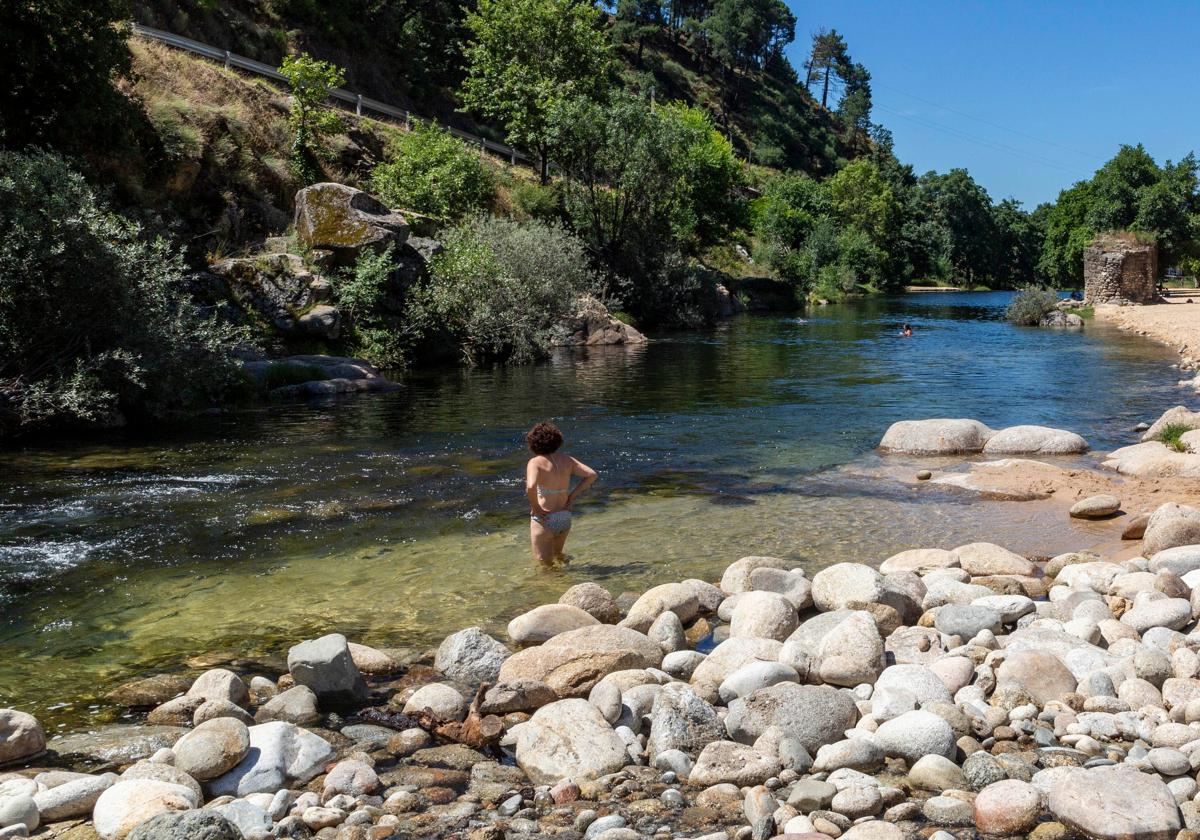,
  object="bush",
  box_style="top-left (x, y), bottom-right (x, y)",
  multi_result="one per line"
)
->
top-left (409, 217), bottom-right (600, 363)
top-left (335, 245), bottom-right (411, 369)
top-left (371, 122), bottom-right (496, 221)
top-left (0, 149), bottom-right (244, 435)
top-left (511, 181), bottom-right (562, 221)
top-left (1157, 423), bottom-right (1193, 453)
top-left (1005, 287), bottom-right (1061, 326)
